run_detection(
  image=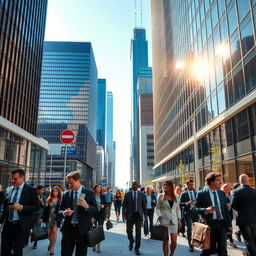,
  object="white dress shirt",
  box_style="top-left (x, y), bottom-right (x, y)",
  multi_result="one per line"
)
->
top-left (10, 182), bottom-right (25, 221)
